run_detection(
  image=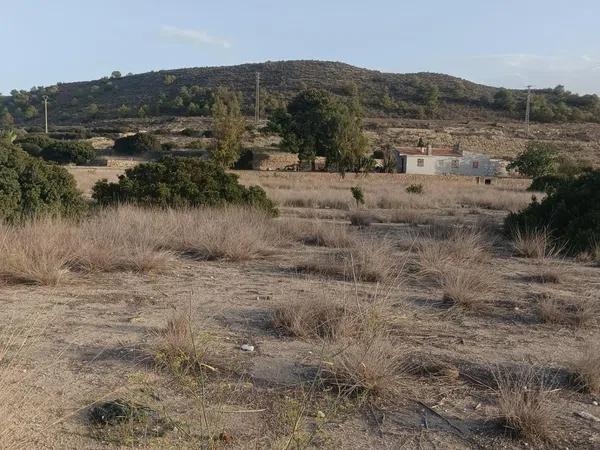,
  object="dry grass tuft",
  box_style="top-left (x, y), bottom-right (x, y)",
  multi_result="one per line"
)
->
top-left (278, 219), bottom-right (354, 248)
top-left (525, 267), bottom-right (562, 284)
top-left (348, 211), bottom-right (375, 227)
top-left (155, 314), bottom-right (213, 377)
top-left (0, 219), bottom-right (78, 285)
top-left (298, 237), bottom-right (396, 282)
top-left (386, 209), bottom-right (435, 226)
top-left (324, 336), bottom-right (406, 398)
top-left (272, 286), bottom-right (393, 341)
top-left (440, 266), bottom-right (495, 309)
top-left (494, 367), bottom-right (555, 443)
top-left (272, 297), bottom-right (354, 340)
top-left (415, 227), bottom-right (494, 307)
top-left (73, 208), bottom-right (173, 273)
top-left (571, 344), bottom-right (600, 393)
top-left (512, 229), bottom-right (561, 259)
top-left (162, 207), bottom-right (278, 261)
top-left (416, 227), bottom-right (489, 275)
top-left (538, 295), bottom-right (598, 328)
